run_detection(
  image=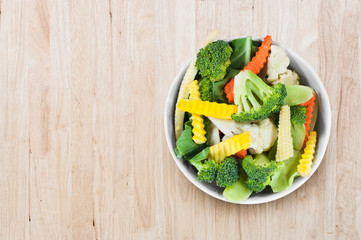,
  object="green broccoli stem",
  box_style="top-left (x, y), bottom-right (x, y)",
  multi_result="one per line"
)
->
top-left (234, 70), bottom-right (273, 106)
